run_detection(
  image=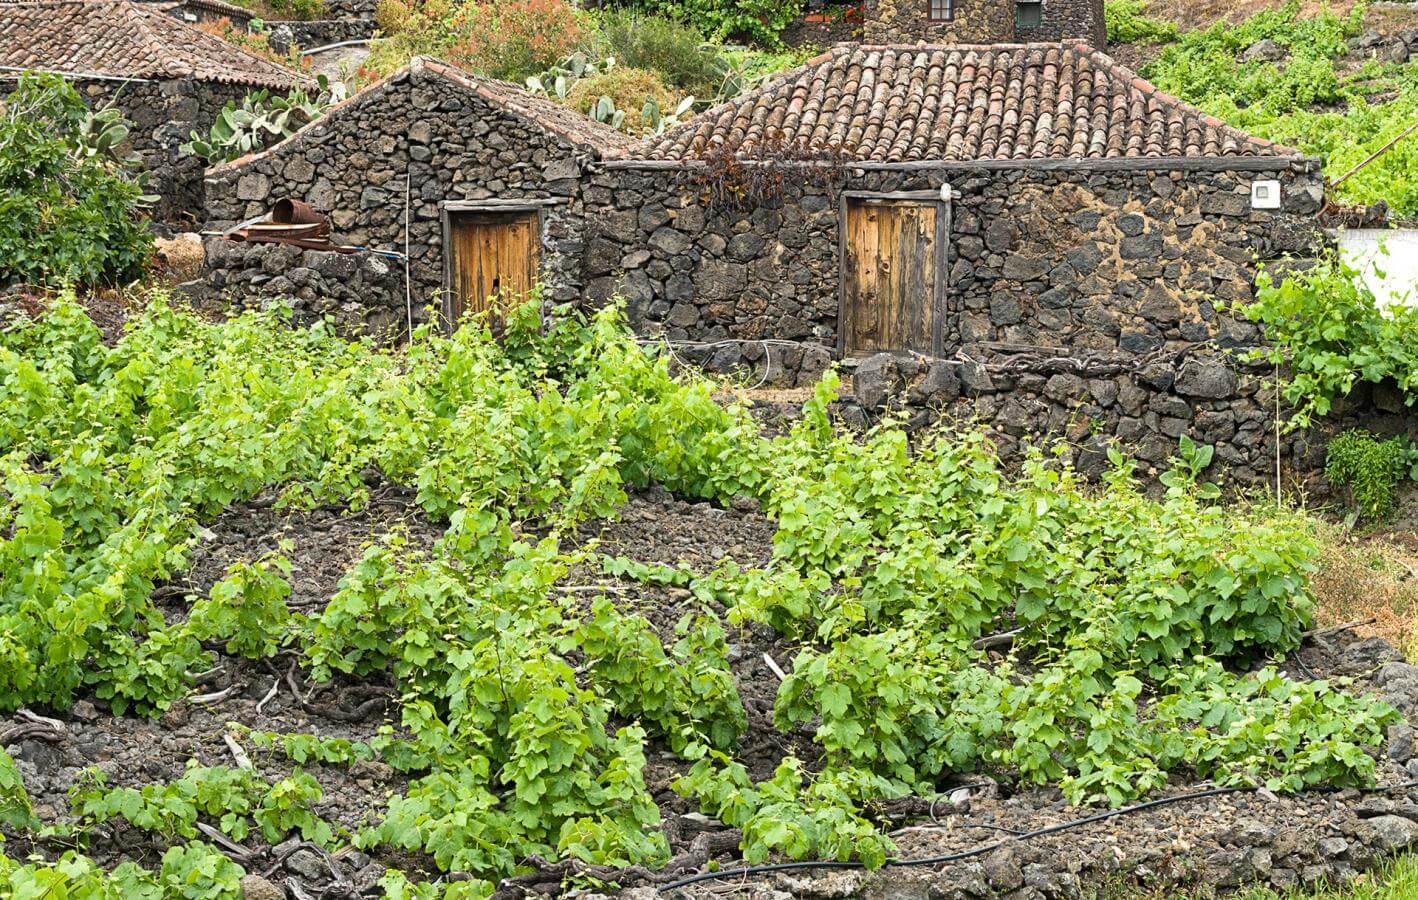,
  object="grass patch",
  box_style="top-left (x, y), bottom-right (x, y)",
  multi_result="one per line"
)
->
top-left (1312, 522), bottom-right (1418, 659)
